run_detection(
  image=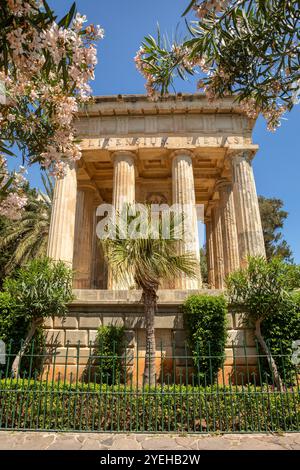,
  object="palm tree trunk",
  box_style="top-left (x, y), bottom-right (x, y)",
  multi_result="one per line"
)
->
top-left (143, 289), bottom-right (157, 387)
top-left (11, 319), bottom-right (42, 378)
top-left (255, 318), bottom-right (283, 391)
